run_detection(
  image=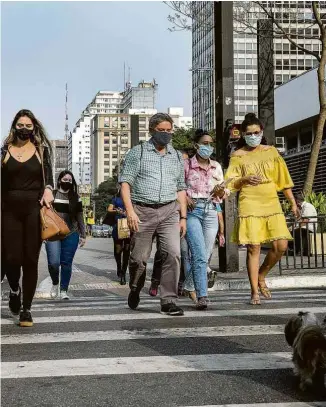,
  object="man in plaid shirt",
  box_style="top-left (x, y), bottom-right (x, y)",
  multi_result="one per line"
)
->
top-left (120, 113), bottom-right (187, 316)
